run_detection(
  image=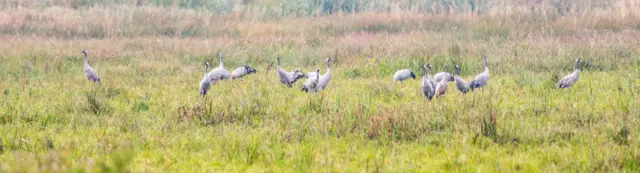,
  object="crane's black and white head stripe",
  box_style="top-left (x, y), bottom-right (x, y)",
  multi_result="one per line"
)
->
top-left (294, 68), bottom-right (305, 78)
top-left (325, 57), bottom-right (332, 67)
top-left (244, 64), bottom-right (257, 74)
